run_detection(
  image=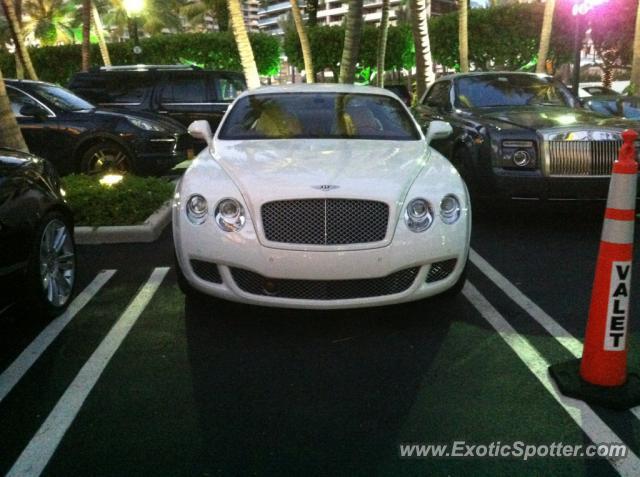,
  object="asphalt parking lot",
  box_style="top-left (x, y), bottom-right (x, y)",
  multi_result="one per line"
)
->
top-left (1, 205), bottom-right (640, 476)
